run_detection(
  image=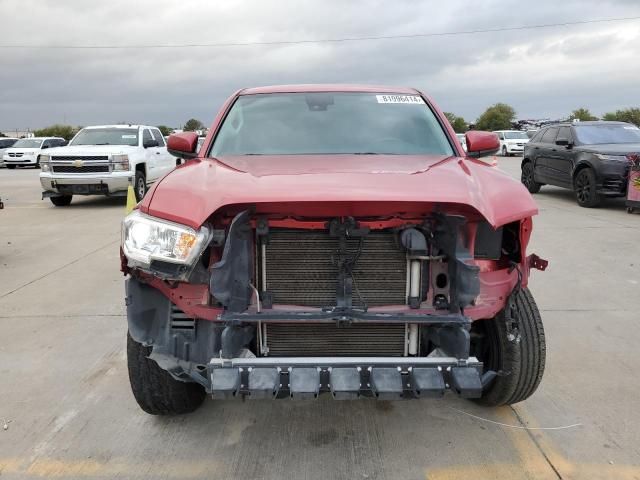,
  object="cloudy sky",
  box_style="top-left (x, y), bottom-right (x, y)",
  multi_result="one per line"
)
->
top-left (1, 0), bottom-right (639, 131)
